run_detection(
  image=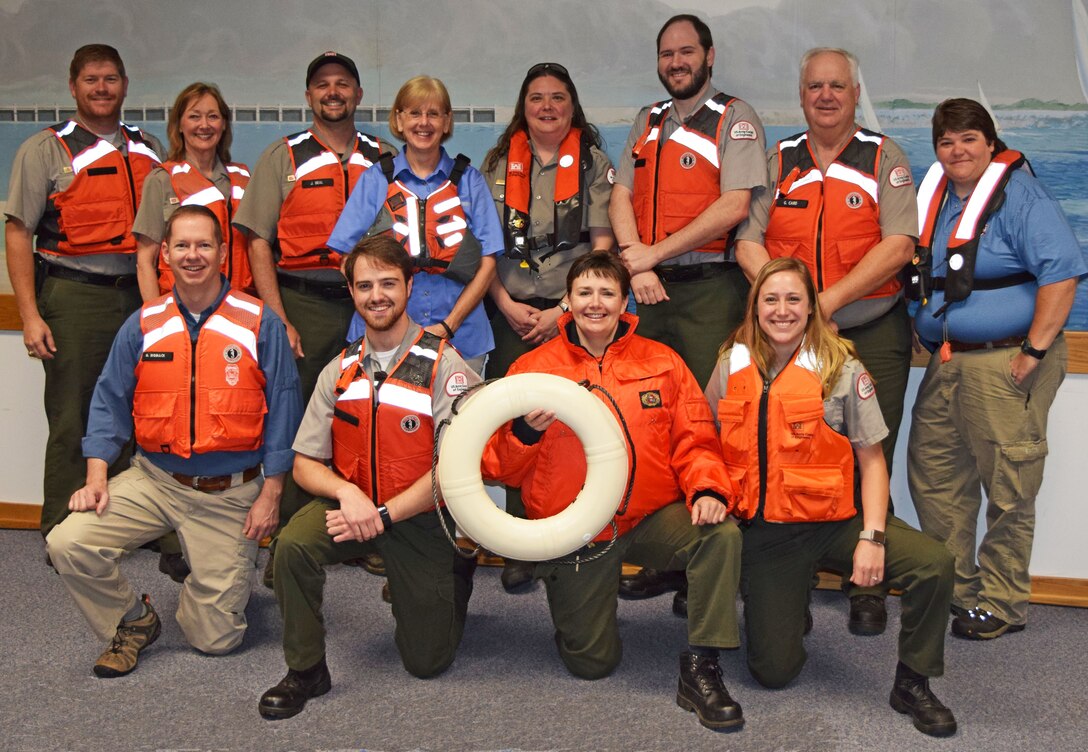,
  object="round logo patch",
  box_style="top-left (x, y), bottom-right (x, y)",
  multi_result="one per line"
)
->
top-left (400, 415), bottom-right (421, 433)
top-left (223, 344), bottom-right (242, 363)
top-left (845, 192), bottom-right (863, 209)
top-left (729, 120), bottom-right (758, 140)
top-left (445, 371), bottom-right (470, 397)
top-left (889, 165), bottom-right (913, 188)
top-left (559, 154), bottom-right (575, 168)
top-left (679, 152), bottom-right (697, 169)
top-left (856, 372), bottom-right (876, 400)
top-left (606, 167), bottom-right (616, 185)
